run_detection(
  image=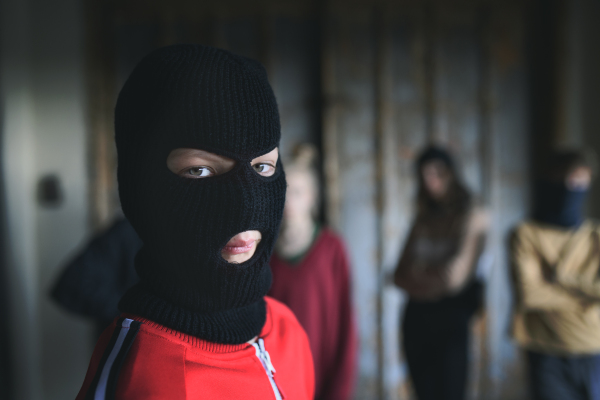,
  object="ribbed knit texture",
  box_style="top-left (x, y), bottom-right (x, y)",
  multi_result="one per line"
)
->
top-left (115, 44), bottom-right (286, 344)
